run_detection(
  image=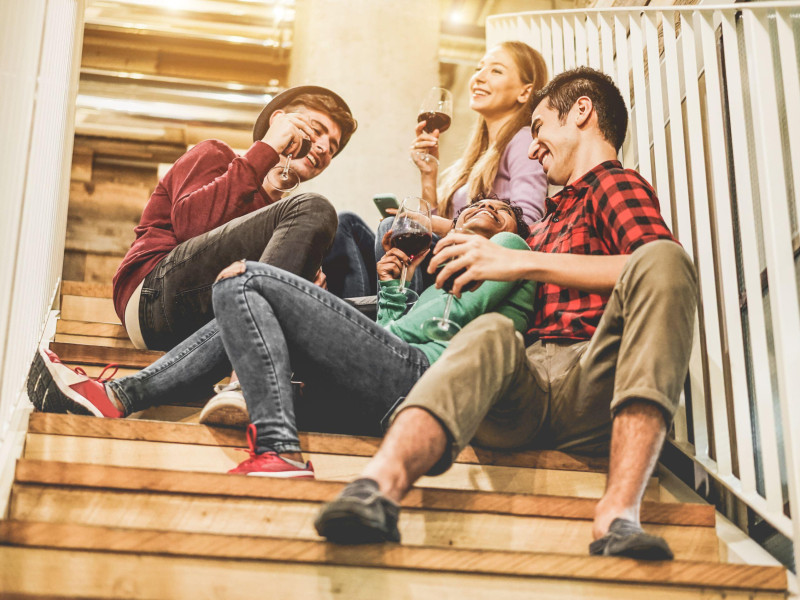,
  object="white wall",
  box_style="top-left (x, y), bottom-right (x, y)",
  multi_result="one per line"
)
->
top-left (0, 0), bottom-right (85, 490)
top-left (289, 0), bottom-right (440, 223)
